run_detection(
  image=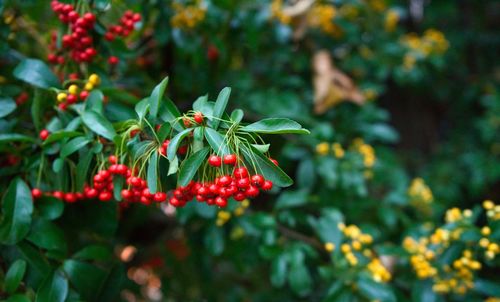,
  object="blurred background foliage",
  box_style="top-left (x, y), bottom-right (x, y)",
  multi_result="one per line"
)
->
top-left (0, 0), bottom-right (499, 301)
